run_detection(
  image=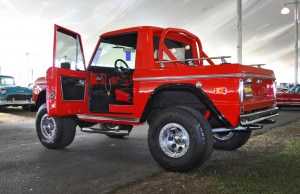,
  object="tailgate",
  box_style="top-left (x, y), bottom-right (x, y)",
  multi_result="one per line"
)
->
top-left (240, 66), bottom-right (276, 112)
